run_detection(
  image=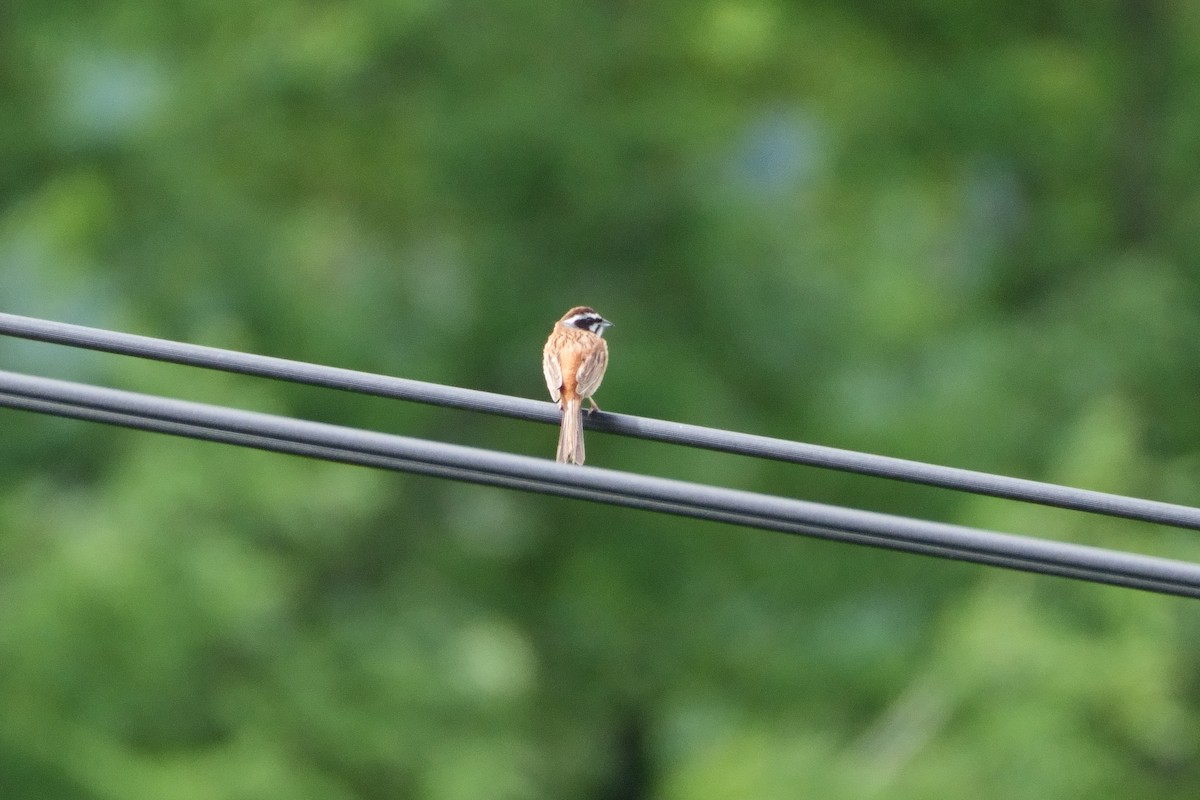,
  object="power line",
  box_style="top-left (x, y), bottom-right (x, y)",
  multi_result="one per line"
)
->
top-left (1, 311), bottom-right (1198, 530)
top-left (1, 369), bottom-right (1199, 598)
